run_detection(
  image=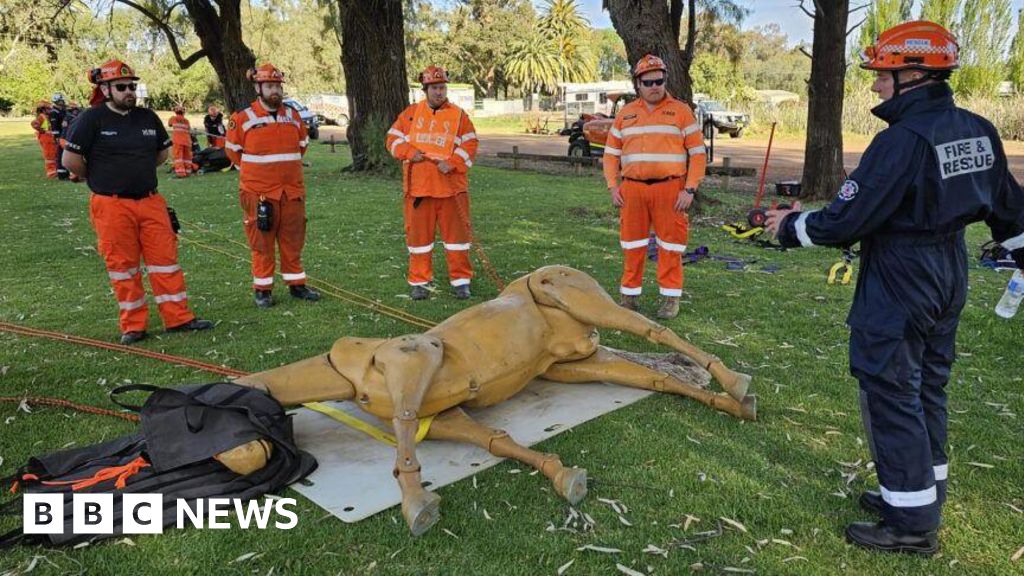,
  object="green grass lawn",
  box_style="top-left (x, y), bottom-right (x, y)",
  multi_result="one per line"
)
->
top-left (0, 119), bottom-right (1021, 575)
